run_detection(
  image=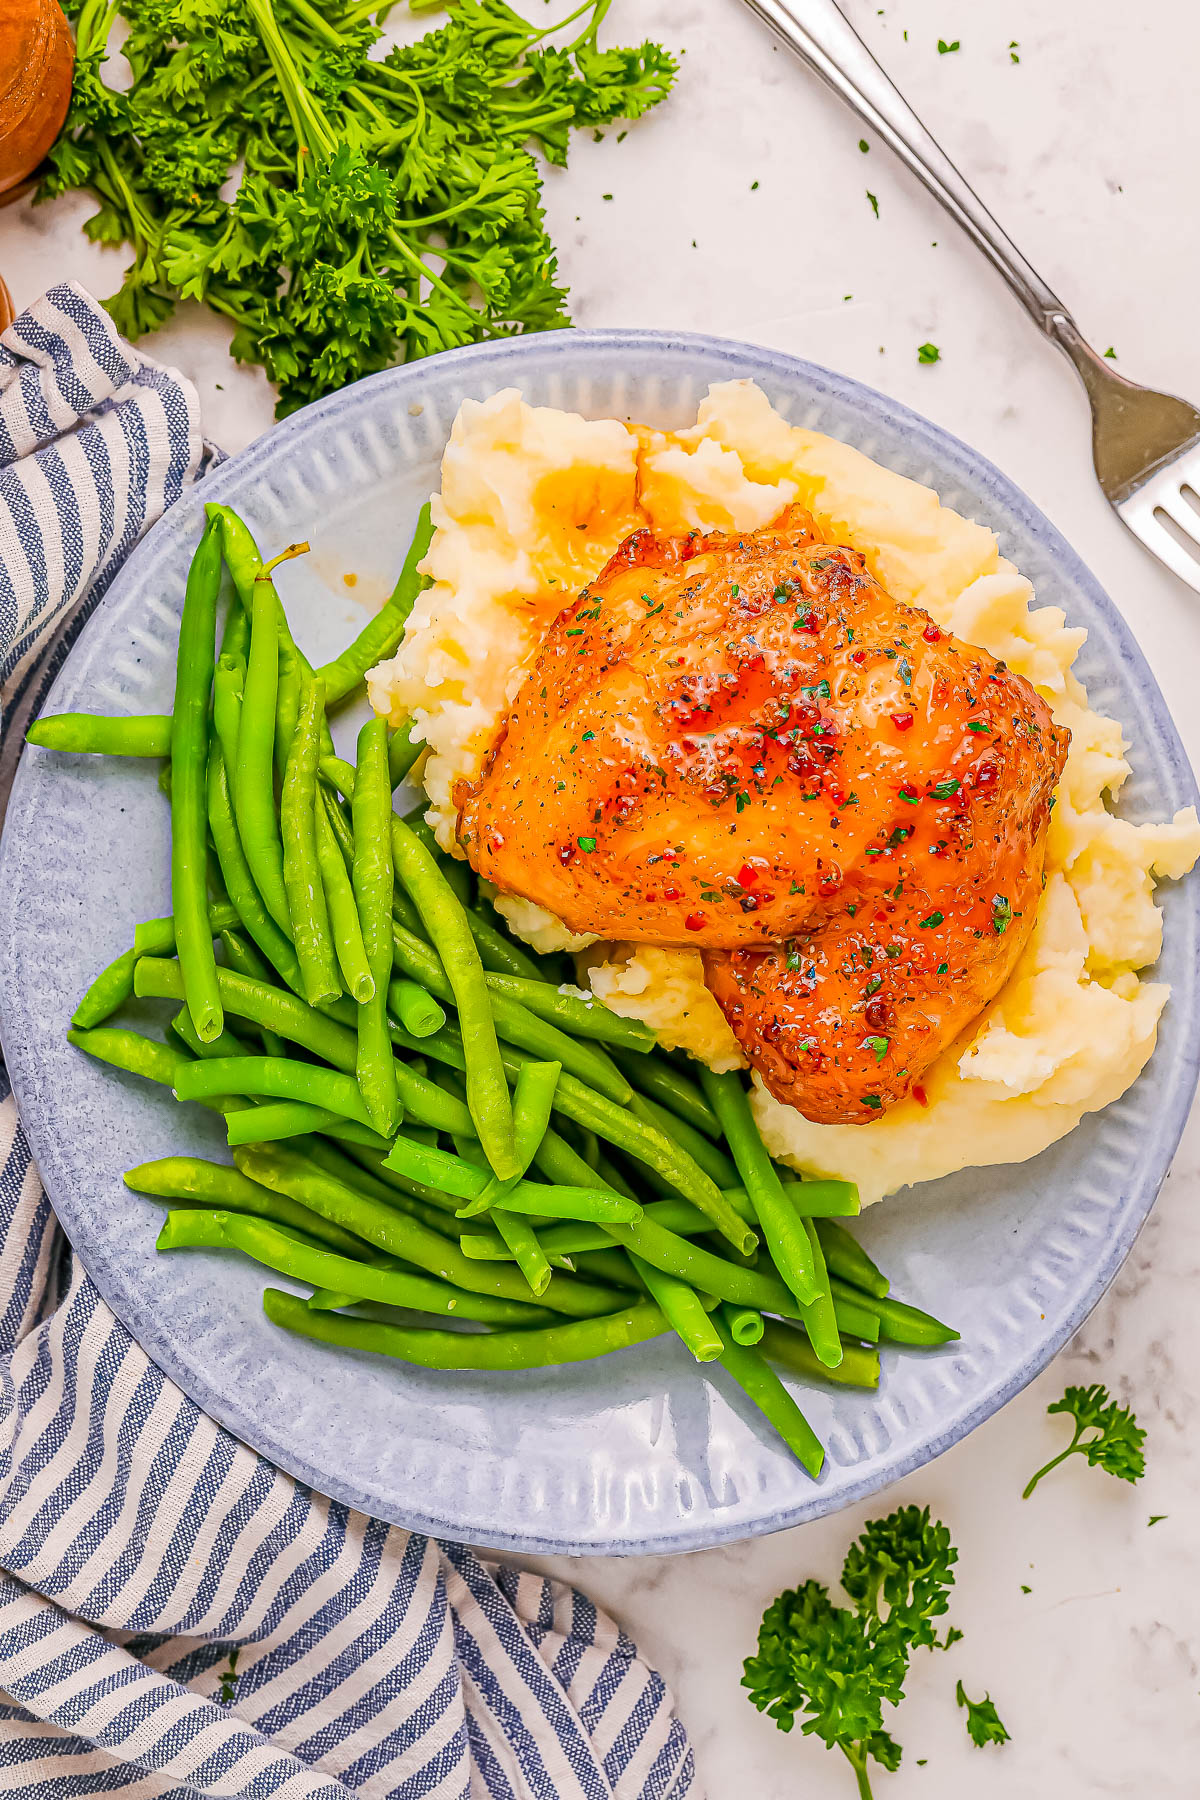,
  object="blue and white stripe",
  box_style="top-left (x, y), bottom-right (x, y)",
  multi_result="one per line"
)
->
top-left (0, 286), bottom-right (697, 1798)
